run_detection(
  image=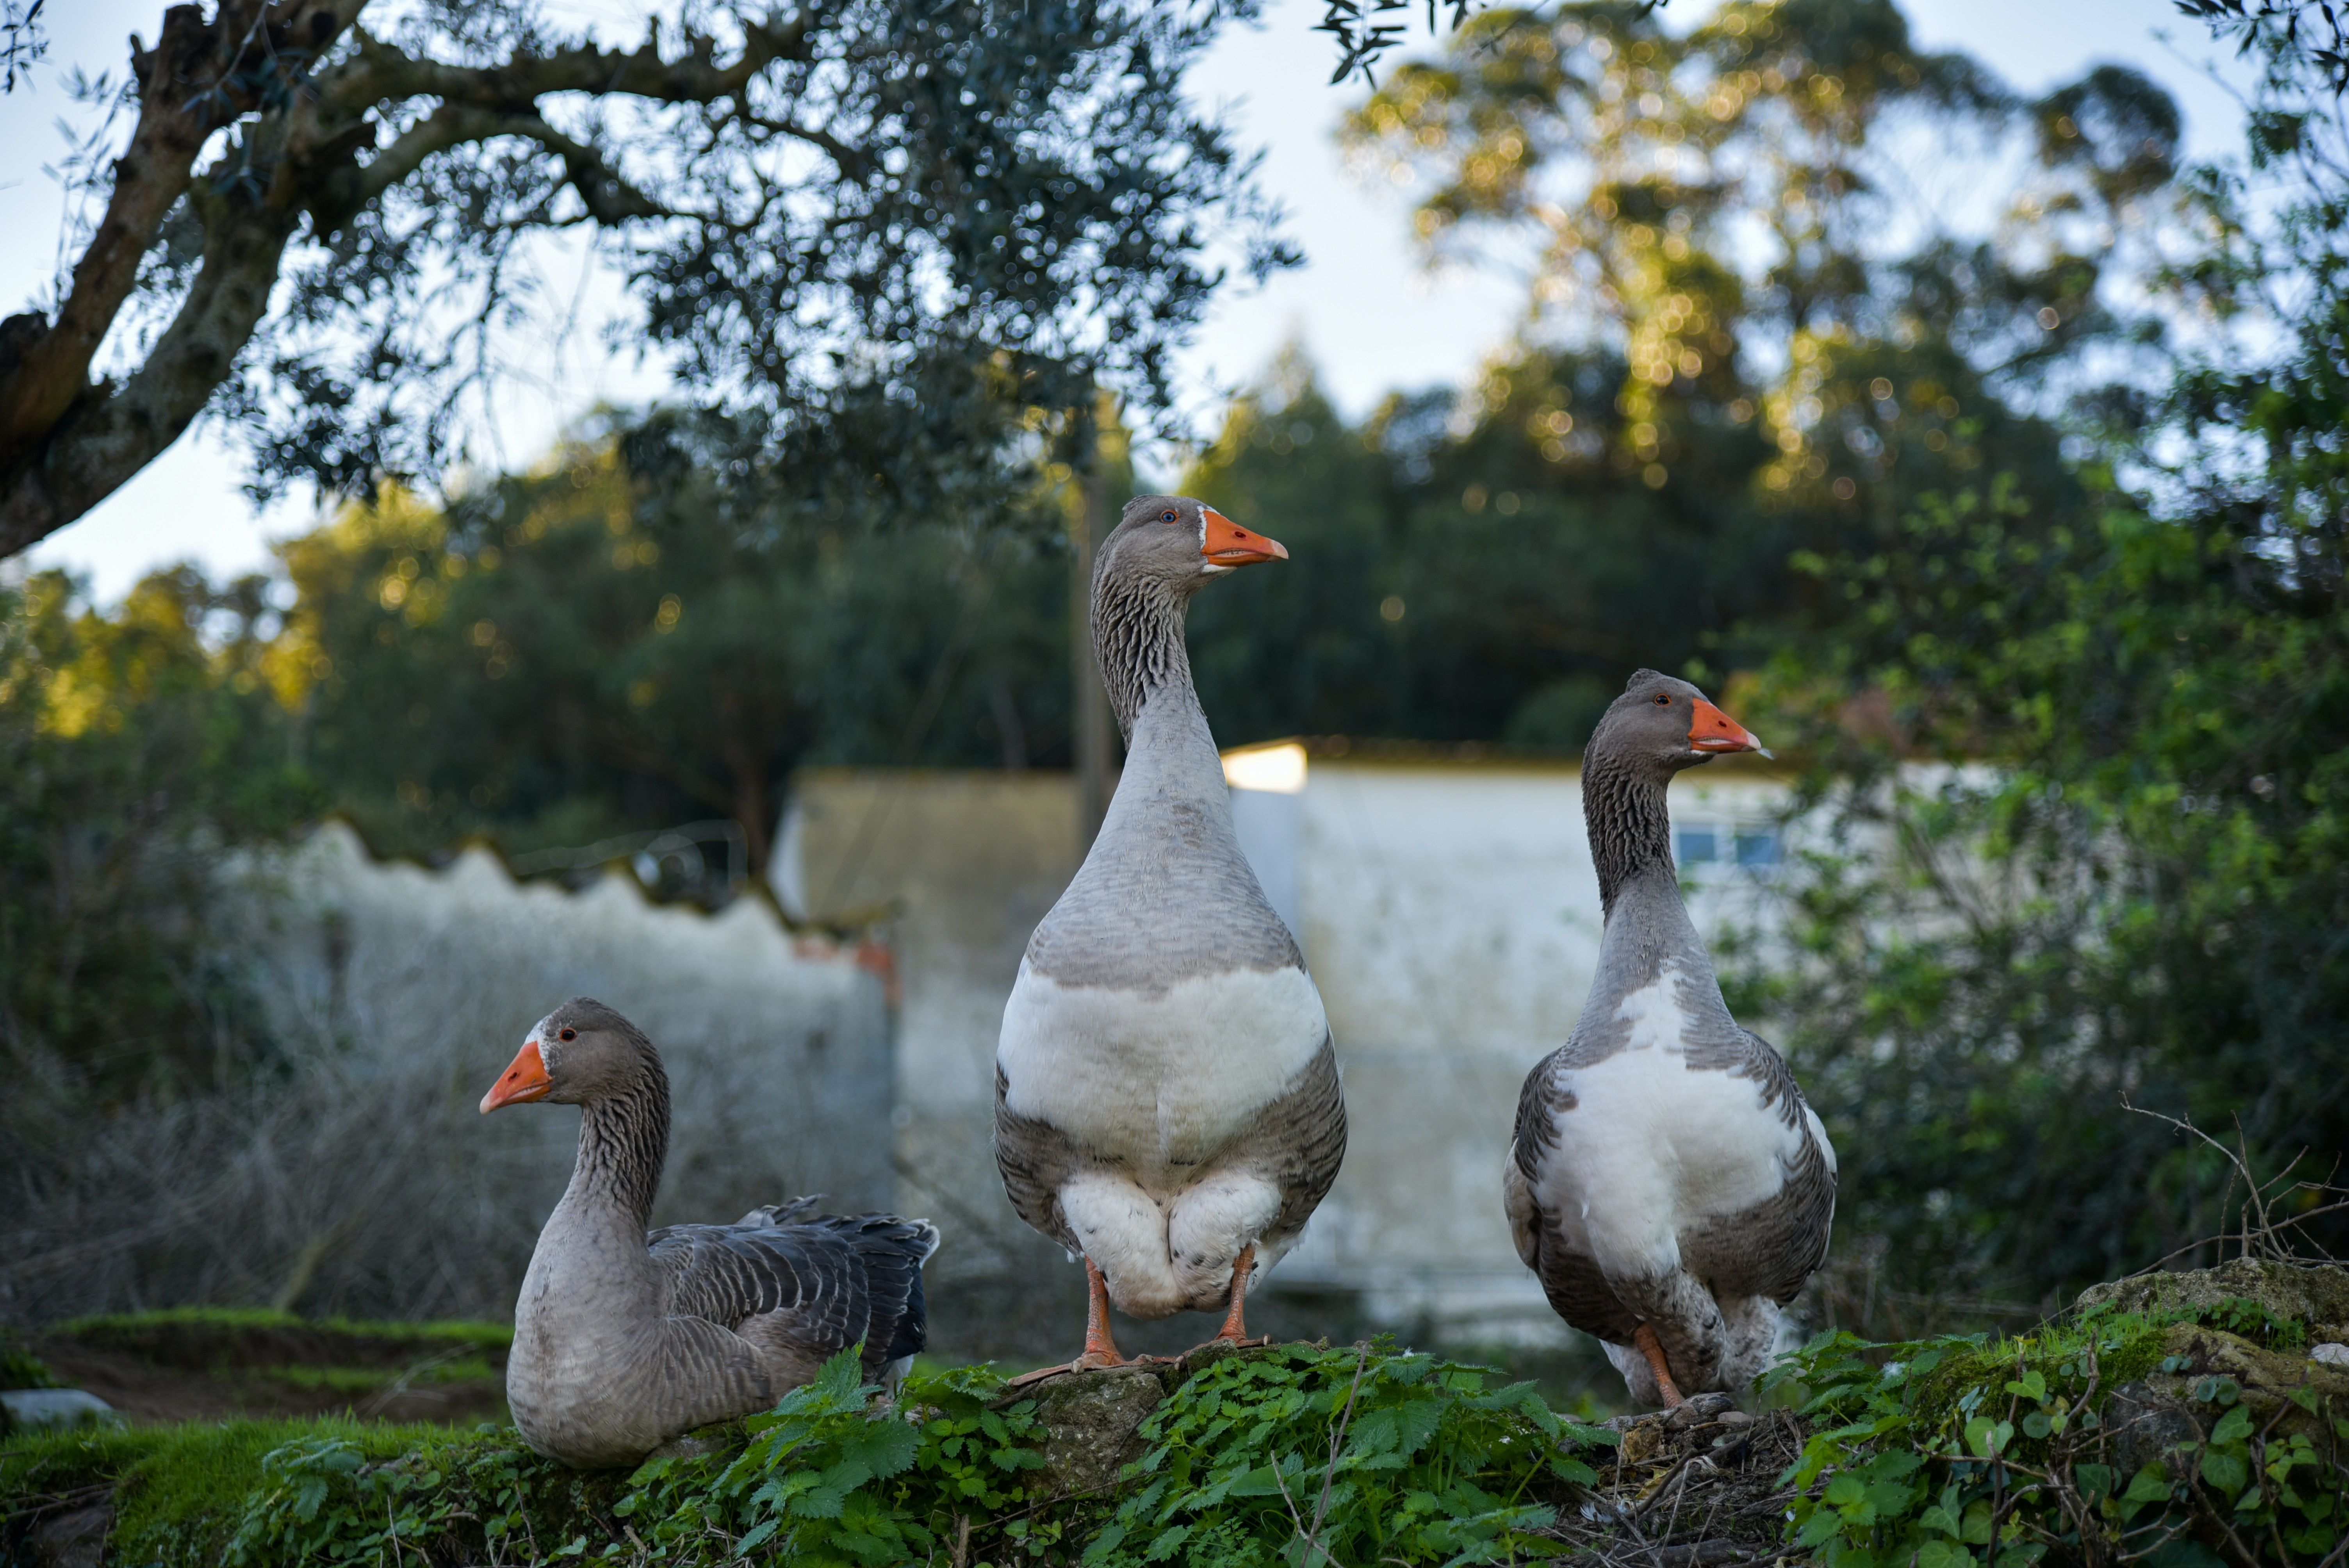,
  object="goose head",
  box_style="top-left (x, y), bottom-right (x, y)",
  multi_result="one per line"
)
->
top-left (1589, 669), bottom-right (1768, 781)
top-left (481, 998), bottom-right (657, 1113)
top-left (1099, 494), bottom-right (1287, 596)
